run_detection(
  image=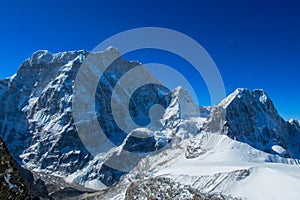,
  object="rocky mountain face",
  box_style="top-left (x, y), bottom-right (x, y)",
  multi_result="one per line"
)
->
top-left (0, 48), bottom-right (299, 199)
top-left (203, 88), bottom-right (300, 158)
top-left (0, 137), bottom-right (31, 200)
top-left (0, 48), bottom-right (203, 189)
top-left (0, 50), bottom-right (90, 170)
